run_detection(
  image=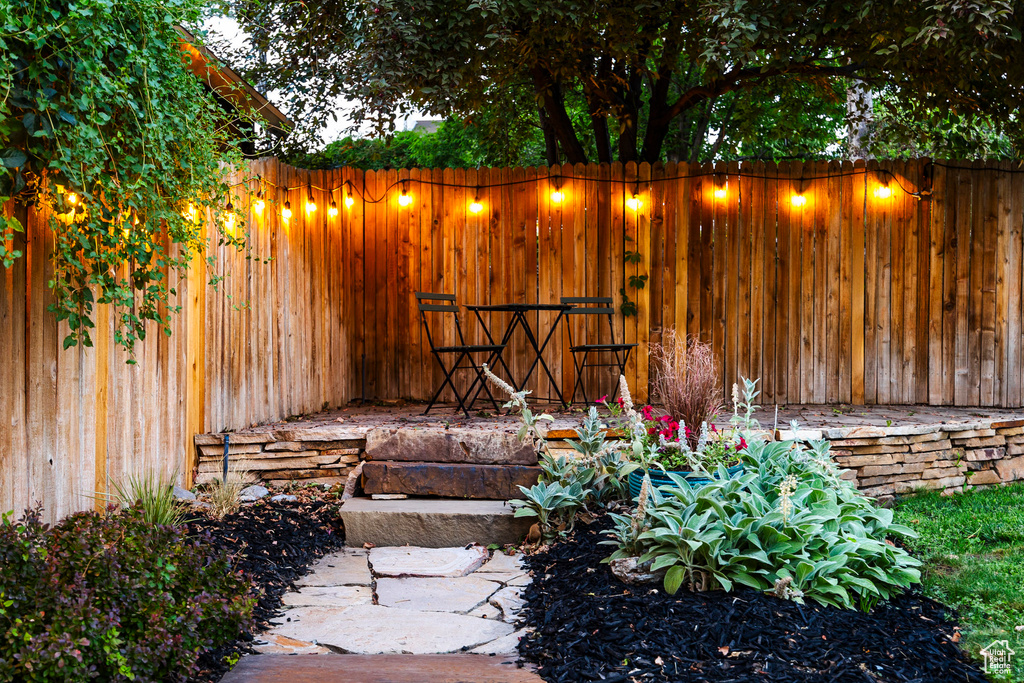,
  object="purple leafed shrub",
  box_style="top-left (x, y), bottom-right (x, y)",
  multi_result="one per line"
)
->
top-left (0, 506), bottom-right (254, 682)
